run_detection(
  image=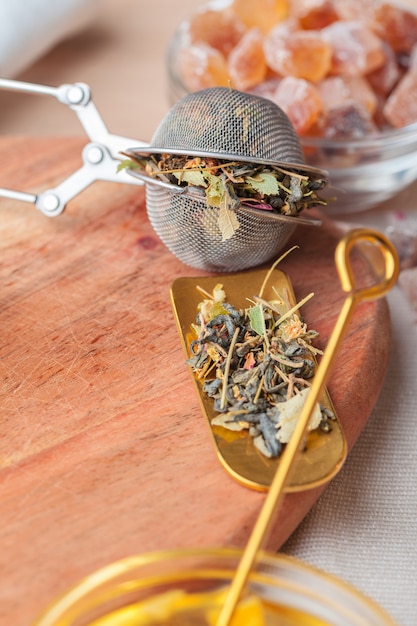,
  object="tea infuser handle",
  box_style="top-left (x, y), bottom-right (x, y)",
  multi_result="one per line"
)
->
top-left (0, 78), bottom-right (147, 216)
